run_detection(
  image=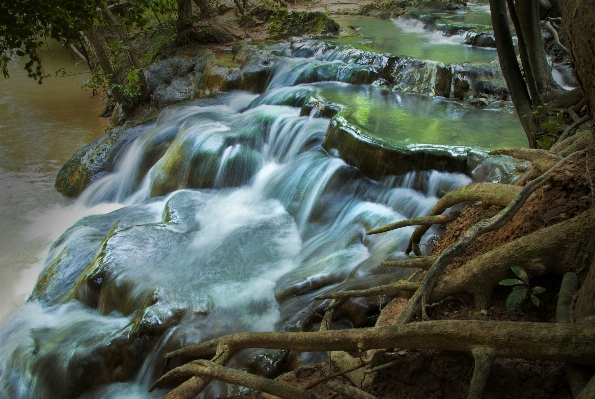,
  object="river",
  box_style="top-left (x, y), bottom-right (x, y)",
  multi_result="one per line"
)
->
top-left (0, 41), bottom-right (107, 323)
top-left (0, 13), bottom-right (524, 399)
